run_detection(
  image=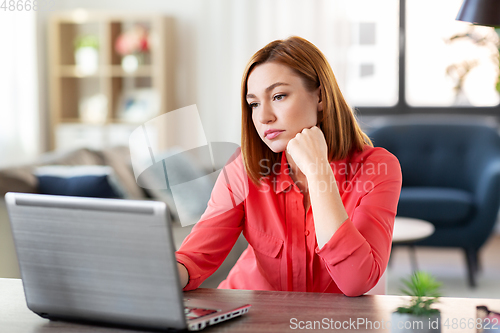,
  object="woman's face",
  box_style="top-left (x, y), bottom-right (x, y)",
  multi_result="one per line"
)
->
top-left (246, 62), bottom-right (322, 153)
